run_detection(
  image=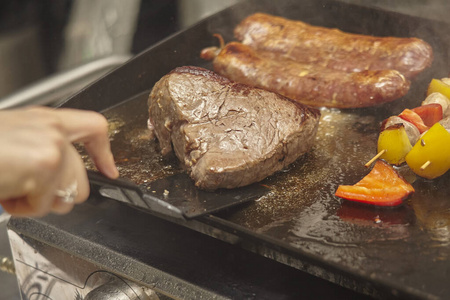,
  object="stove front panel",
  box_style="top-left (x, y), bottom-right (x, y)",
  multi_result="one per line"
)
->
top-left (8, 230), bottom-right (163, 300)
